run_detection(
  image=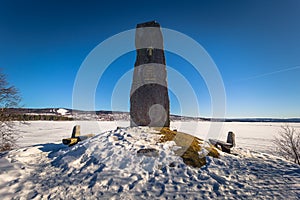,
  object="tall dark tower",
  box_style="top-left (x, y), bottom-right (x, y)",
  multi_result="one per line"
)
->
top-left (130, 21), bottom-right (170, 127)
